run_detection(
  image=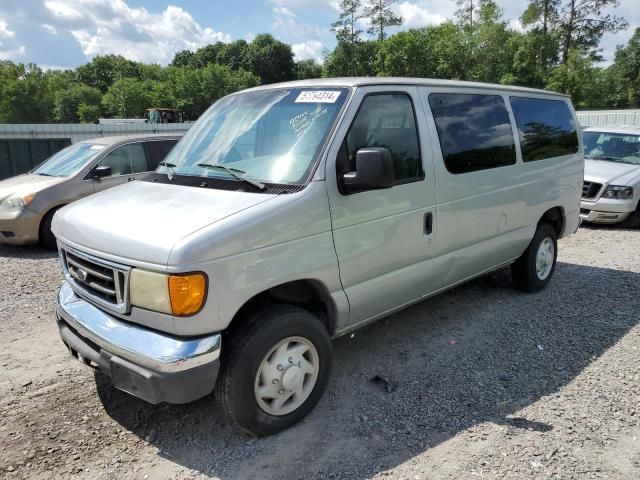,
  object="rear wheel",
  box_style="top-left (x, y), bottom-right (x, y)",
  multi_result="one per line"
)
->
top-left (511, 223), bottom-right (558, 292)
top-left (39, 208), bottom-right (60, 250)
top-left (215, 305), bottom-right (332, 436)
